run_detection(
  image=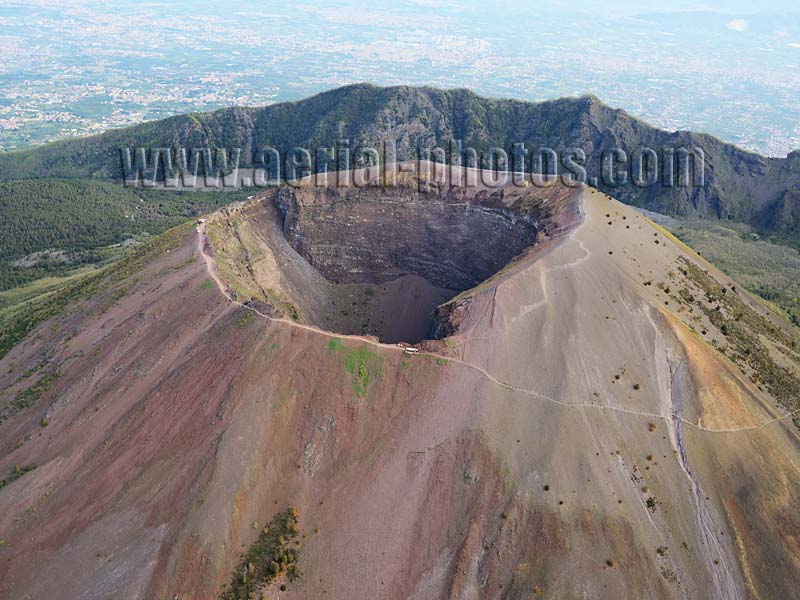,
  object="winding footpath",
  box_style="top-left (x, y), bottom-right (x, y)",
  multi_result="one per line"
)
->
top-left (195, 221), bottom-right (800, 436)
